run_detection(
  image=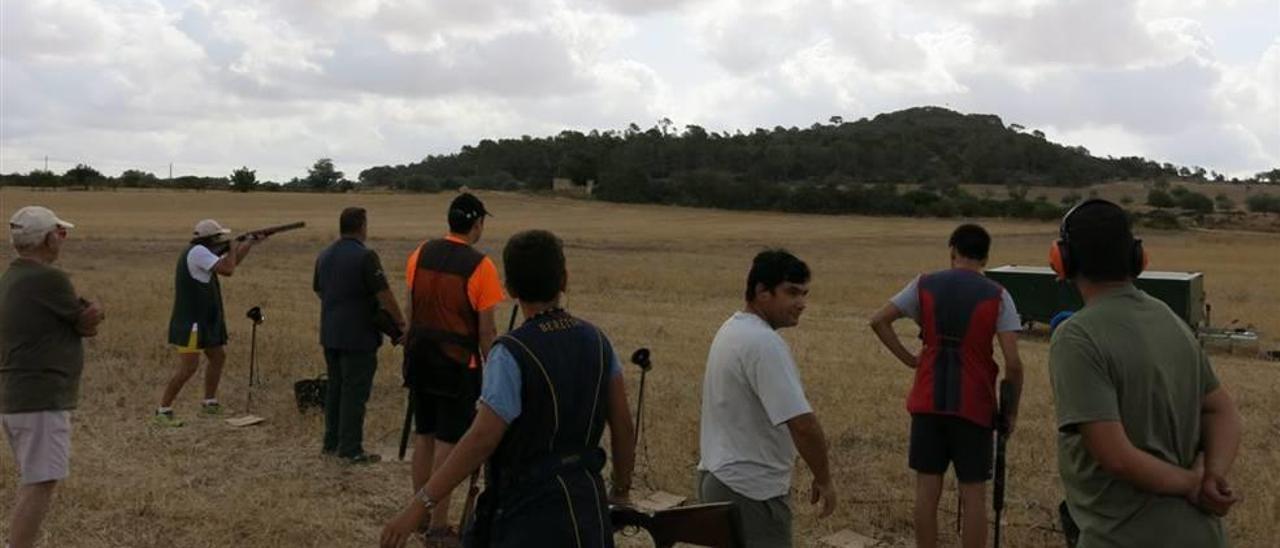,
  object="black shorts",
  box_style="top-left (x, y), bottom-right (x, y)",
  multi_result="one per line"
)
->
top-left (908, 413), bottom-right (994, 483)
top-left (412, 371), bottom-right (480, 443)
